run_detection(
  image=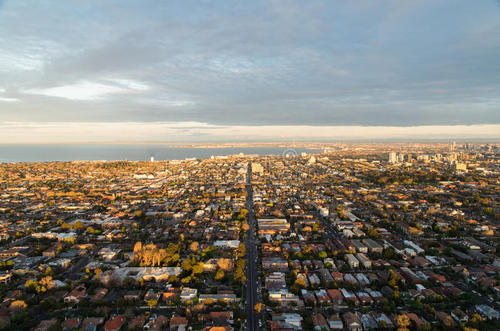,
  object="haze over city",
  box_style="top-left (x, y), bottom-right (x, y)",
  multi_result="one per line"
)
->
top-left (0, 0), bottom-right (499, 143)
